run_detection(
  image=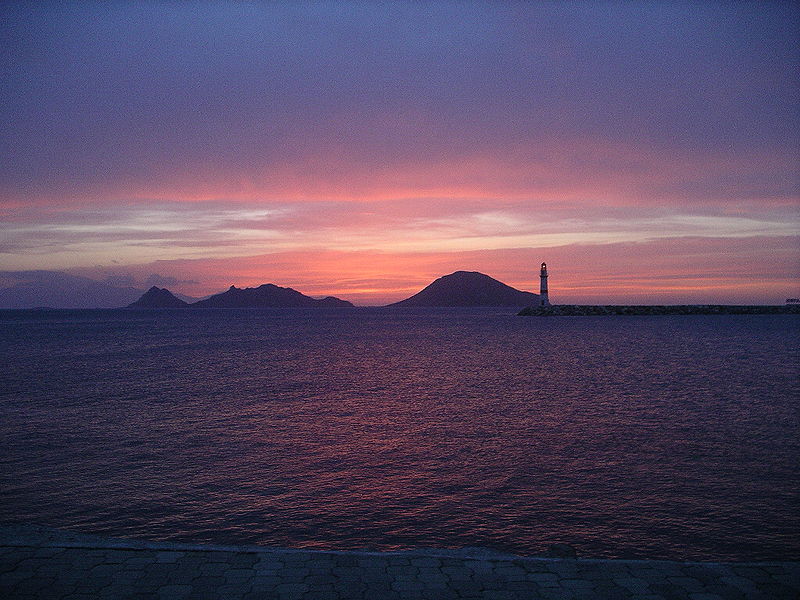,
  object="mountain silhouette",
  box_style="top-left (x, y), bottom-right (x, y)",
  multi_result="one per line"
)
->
top-left (190, 284), bottom-right (353, 308)
top-left (127, 286), bottom-right (188, 308)
top-left (389, 271), bottom-right (539, 307)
